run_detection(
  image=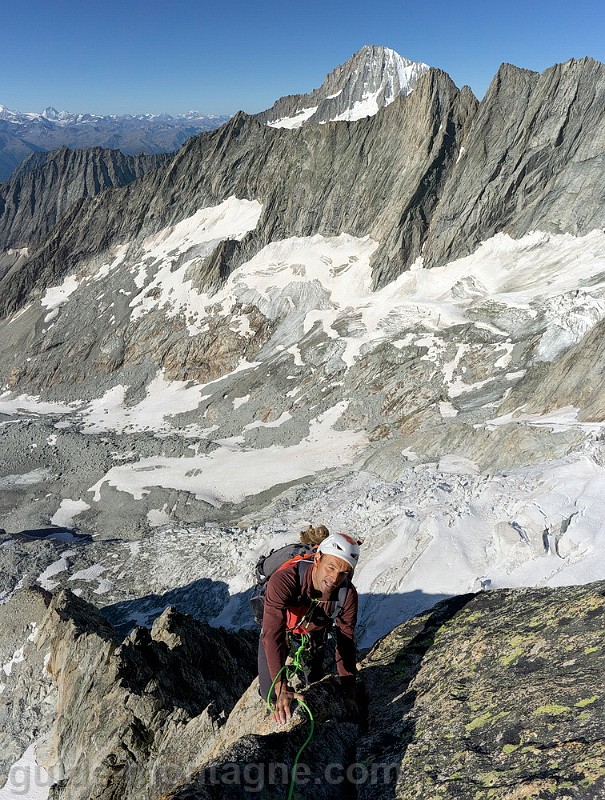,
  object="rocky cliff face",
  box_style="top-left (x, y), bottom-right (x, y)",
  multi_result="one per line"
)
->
top-left (0, 69), bottom-right (477, 318)
top-left (1, 581), bottom-right (603, 799)
top-left (423, 58), bottom-right (605, 270)
top-left (0, 123), bottom-right (43, 185)
top-left (0, 587), bottom-right (257, 799)
top-left (0, 146), bottom-right (168, 251)
top-left (358, 582), bottom-right (605, 799)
